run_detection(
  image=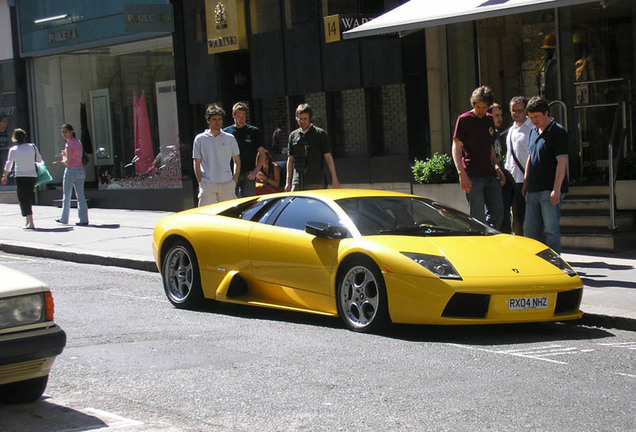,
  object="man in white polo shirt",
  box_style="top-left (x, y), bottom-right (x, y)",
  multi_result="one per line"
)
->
top-left (193, 104), bottom-right (240, 206)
